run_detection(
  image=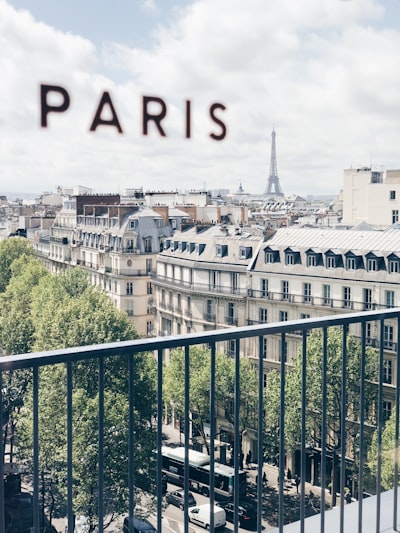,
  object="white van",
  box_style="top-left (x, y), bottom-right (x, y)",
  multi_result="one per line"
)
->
top-left (188, 503), bottom-right (226, 529)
